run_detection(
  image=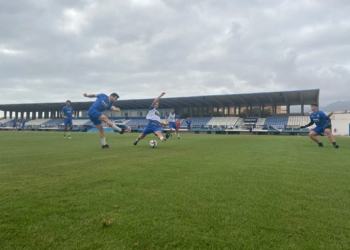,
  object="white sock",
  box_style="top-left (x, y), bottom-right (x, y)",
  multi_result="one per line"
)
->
top-left (135, 137), bottom-right (139, 141)
top-left (177, 132), bottom-right (180, 137)
top-left (112, 124), bottom-right (121, 132)
top-left (100, 137), bottom-right (106, 145)
top-left (160, 136), bottom-right (164, 141)
top-left (68, 132), bottom-right (70, 135)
